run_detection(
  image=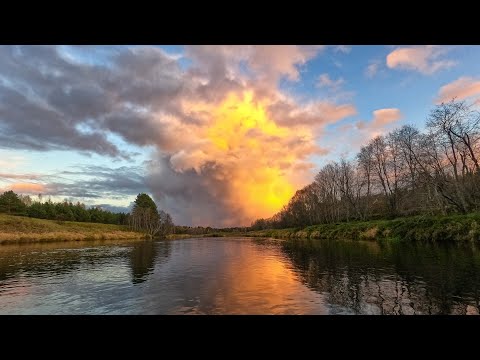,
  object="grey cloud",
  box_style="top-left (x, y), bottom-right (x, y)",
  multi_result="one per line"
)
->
top-left (145, 156), bottom-right (243, 227)
top-left (40, 165), bottom-right (148, 201)
top-left (0, 45), bottom-right (188, 157)
top-left (0, 45), bottom-right (339, 226)
top-left (0, 85), bottom-right (123, 156)
top-left (95, 203), bottom-right (134, 213)
top-left (0, 173), bottom-right (44, 180)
